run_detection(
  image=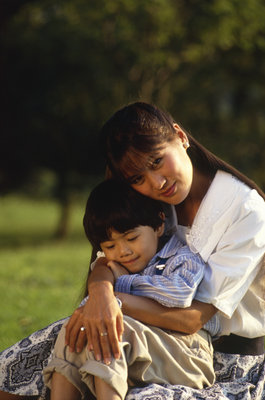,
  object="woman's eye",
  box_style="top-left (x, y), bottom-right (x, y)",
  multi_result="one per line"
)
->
top-left (130, 175), bottom-right (144, 185)
top-left (152, 157), bottom-right (162, 168)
